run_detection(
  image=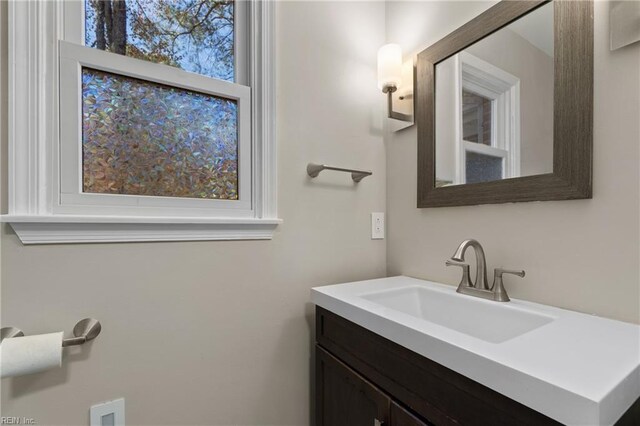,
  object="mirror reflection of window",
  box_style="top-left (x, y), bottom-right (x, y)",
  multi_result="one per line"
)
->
top-left (434, 1), bottom-right (554, 187)
top-left (462, 90), bottom-right (492, 145)
top-left (462, 88), bottom-right (504, 184)
top-left (466, 152), bottom-right (503, 184)
top-left (459, 57), bottom-right (516, 185)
